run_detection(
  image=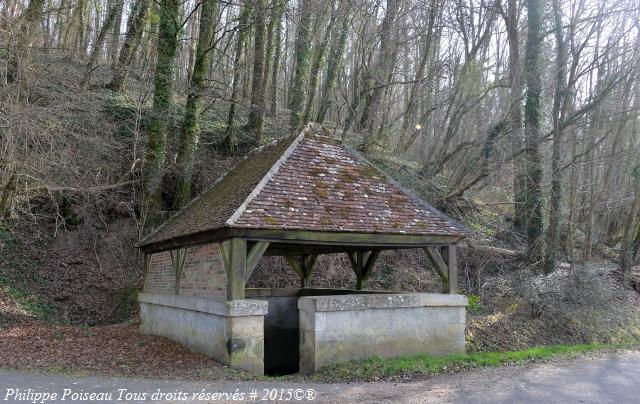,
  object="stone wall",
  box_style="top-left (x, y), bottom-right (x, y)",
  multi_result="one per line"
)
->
top-left (245, 288), bottom-right (395, 375)
top-left (144, 244), bottom-right (226, 298)
top-left (298, 293), bottom-right (468, 373)
top-left (139, 293), bottom-right (266, 374)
